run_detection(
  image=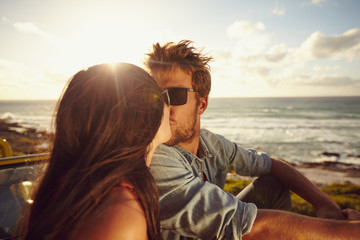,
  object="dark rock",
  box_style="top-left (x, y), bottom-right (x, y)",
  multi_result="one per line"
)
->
top-left (319, 151), bottom-right (340, 157)
top-left (345, 170), bottom-right (360, 178)
top-left (0, 119), bottom-right (51, 156)
top-left (346, 154), bottom-right (360, 158)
